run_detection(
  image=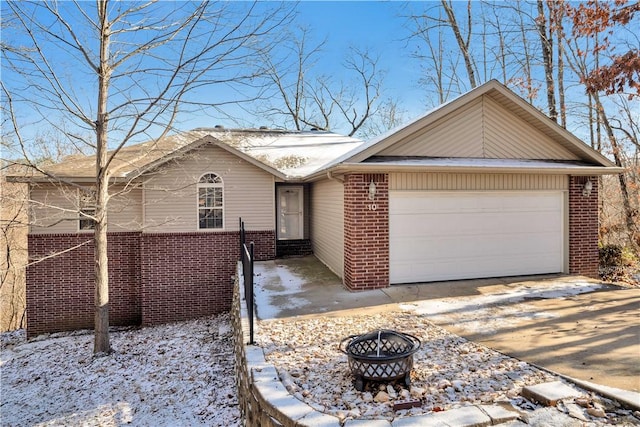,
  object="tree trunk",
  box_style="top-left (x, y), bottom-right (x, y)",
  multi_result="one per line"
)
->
top-left (93, 192), bottom-right (110, 354)
top-left (537, 0), bottom-right (557, 121)
top-left (441, 0), bottom-right (477, 88)
top-left (553, 1), bottom-right (566, 128)
top-left (94, 0), bottom-right (111, 355)
top-left (516, 3), bottom-right (535, 104)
